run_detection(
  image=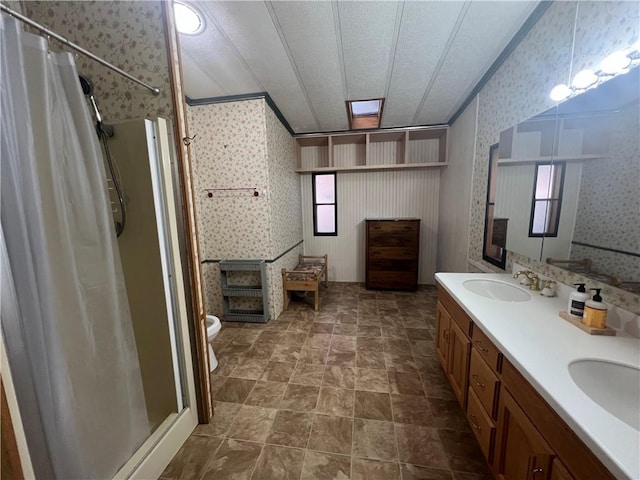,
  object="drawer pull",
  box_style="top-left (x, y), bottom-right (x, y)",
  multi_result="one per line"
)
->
top-left (443, 329), bottom-right (451, 343)
top-left (469, 414), bottom-right (482, 431)
top-left (532, 467), bottom-right (544, 477)
top-left (474, 340), bottom-right (489, 353)
top-left (471, 374), bottom-right (486, 390)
